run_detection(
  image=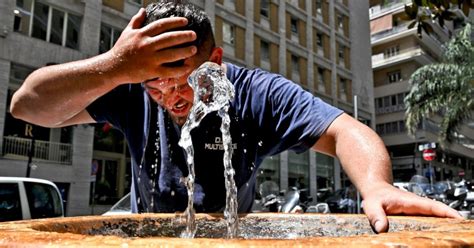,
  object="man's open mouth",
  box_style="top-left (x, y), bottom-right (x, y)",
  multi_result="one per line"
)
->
top-left (171, 101), bottom-right (190, 116)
